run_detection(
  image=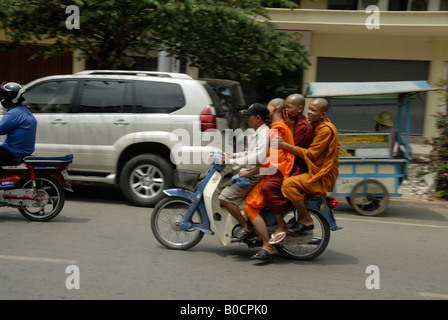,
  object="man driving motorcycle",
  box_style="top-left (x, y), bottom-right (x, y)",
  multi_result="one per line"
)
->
top-left (219, 103), bottom-right (270, 242)
top-left (0, 82), bottom-right (37, 165)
